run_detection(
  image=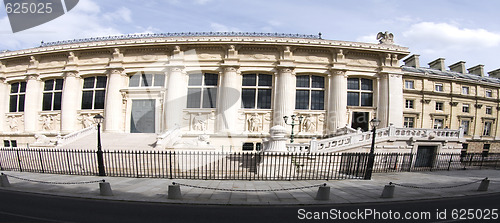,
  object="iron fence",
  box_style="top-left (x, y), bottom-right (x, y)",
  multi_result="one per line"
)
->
top-left (0, 148), bottom-right (498, 180)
